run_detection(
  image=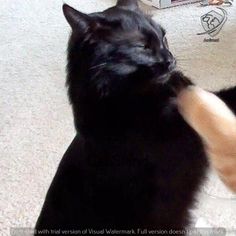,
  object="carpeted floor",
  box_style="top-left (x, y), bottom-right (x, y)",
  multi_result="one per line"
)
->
top-left (0, 0), bottom-right (236, 235)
